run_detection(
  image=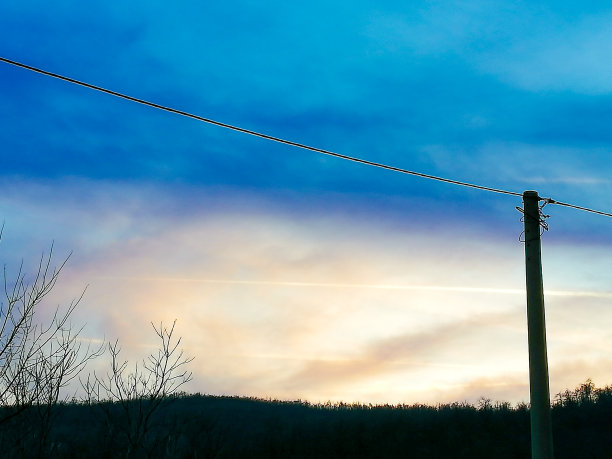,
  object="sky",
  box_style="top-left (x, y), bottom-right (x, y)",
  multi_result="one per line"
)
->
top-left (2, 0), bottom-right (612, 405)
